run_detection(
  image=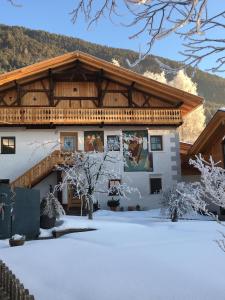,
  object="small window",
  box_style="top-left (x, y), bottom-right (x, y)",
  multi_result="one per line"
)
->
top-left (107, 135), bottom-right (120, 151)
top-left (1, 137), bottom-right (16, 154)
top-left (108, 179), bottom-right (121, 196)
top-left (150, 178), bottom-right (162, 194)
top-left (150, 136), bottom-right (163, 151)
